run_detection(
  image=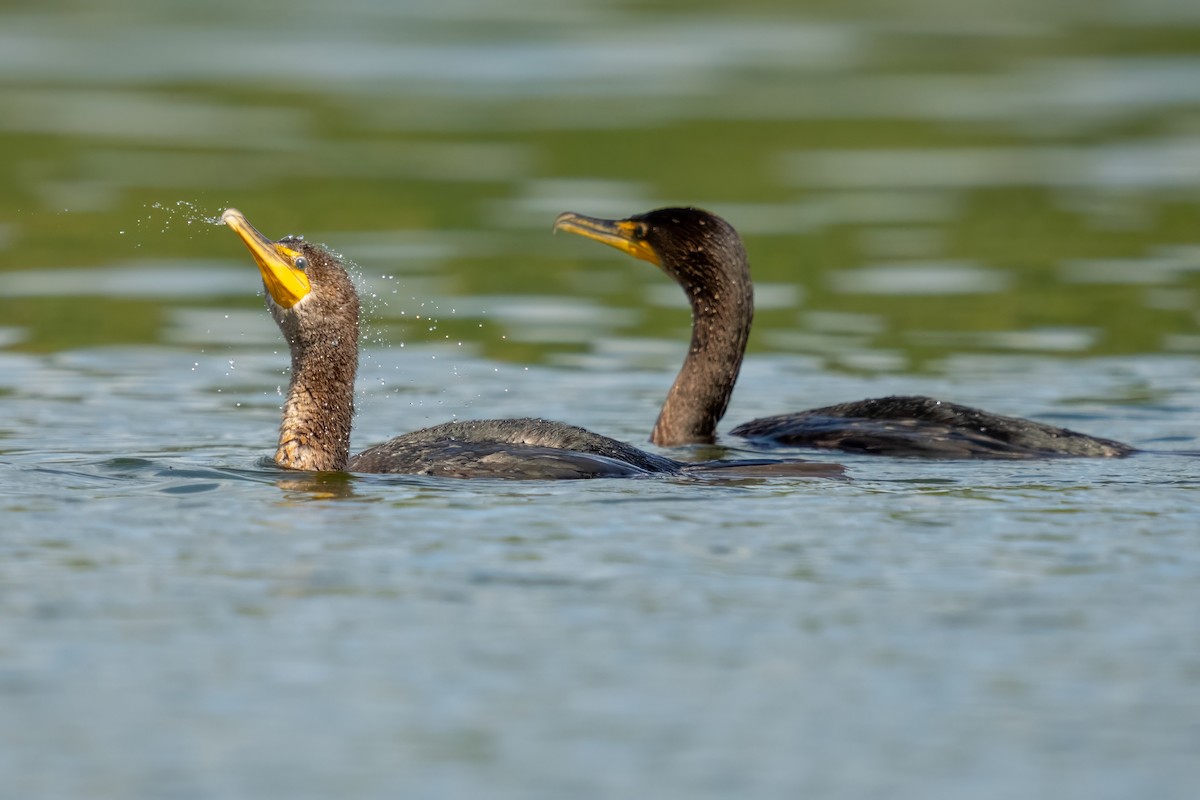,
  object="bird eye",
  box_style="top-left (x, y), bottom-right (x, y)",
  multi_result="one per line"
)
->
top-left (294, 256), bottom-right (309, 271)
top-left (633, 223), bottom-right (649, 240)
